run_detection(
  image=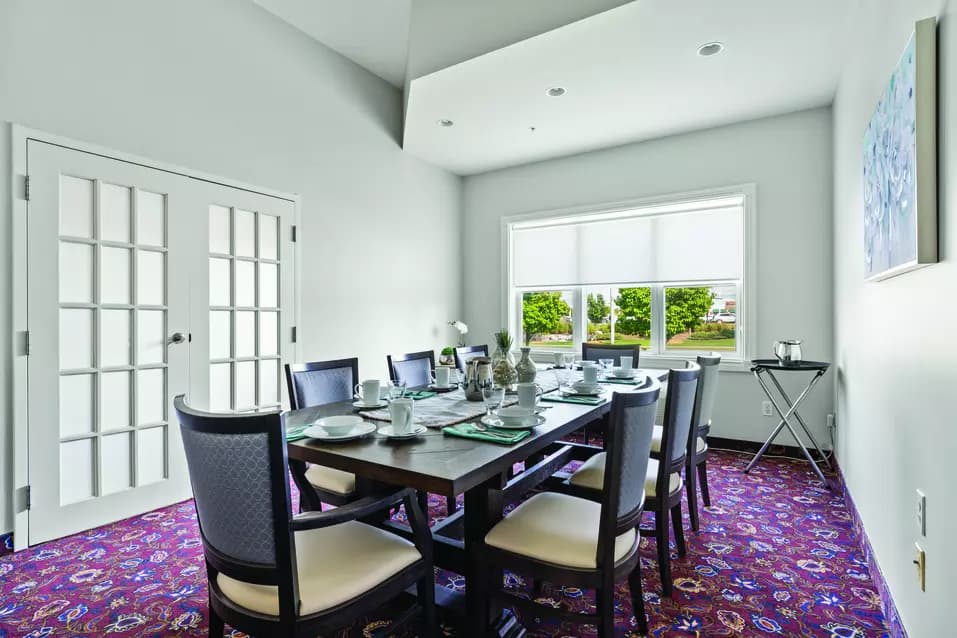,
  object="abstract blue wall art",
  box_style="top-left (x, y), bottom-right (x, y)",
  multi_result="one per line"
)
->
top-left (862, 18), bottom-right (938, 280)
